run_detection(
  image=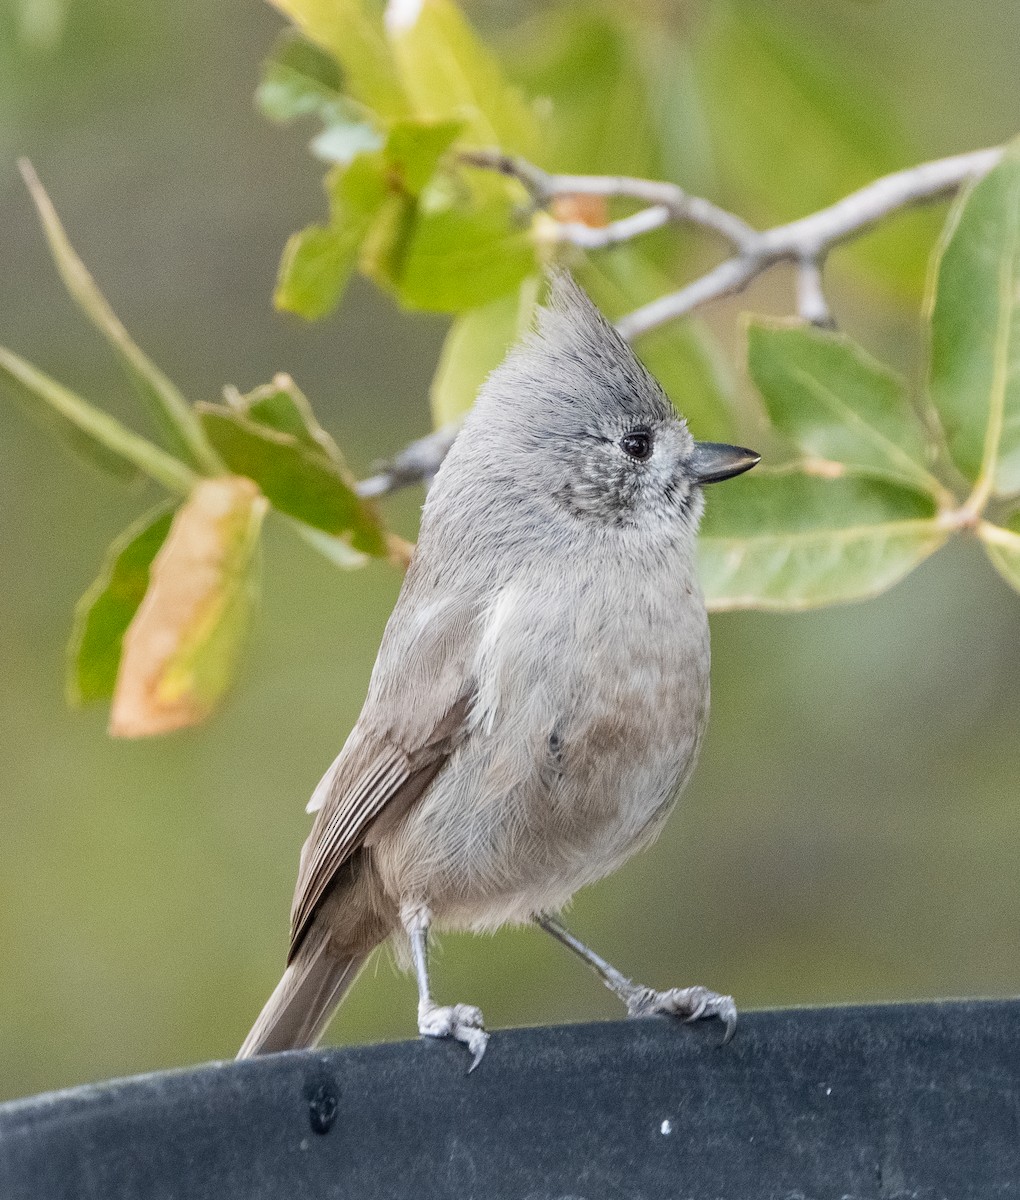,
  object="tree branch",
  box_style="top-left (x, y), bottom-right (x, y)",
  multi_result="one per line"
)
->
top-left (464, 145), bottom-right (1004, 337)
top-left (365, 145), bottom-right (1006, 497)
top-left (616, 147), bottom-right (1003, 336)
